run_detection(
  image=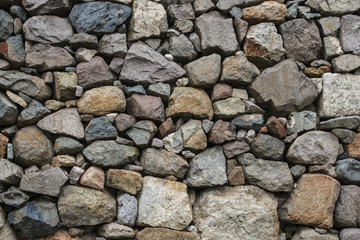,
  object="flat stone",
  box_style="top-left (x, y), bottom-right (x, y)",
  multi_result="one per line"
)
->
top-left (336, 159), bottom-right (360, 185)
top-left (83, 140), bottom-right (139, 168)
top-left (332, 54), bottom-right (360, 73)
top-left (286, 111), bottom-right (317, 135)
top-left (54, 137), bottom-right (83, 155)
top-left (85, 116), bottom-right (117, 143)
top-left (120, 42), bottom-right (185, 85)
top-left (180, 119), bottom-right (207, 151)
top-left (319, 116), bottom-right (360, 130)
top-left (114, 113), bottom-right (136, 132)
top-left (334, 129), bottom-right (356, 144)
top-left (279, 19), bottom-right (322, 64)
top-left (243, 1), bottom-right (287, 24)
top-left (193, 185), bottom-right (279, 240)
top-left (279, 174), bottom-right (341, 229)
top-left (334, 185), bottom-right (360, 228)
top-left (208, 120), bottom-right (236, 144)
top-left (78, 86), bottom-right (126, 116)
top-left (0, 34), bottom-right (25, 68)
top-left (211, 83), bottom-right (232, 102)
top-left (0, 10), bottom-right (13, 41)
top-left (318, 17), bottom-right (341, 37)
top-left (305, 0), bottom-right (359, 15)
top-left (117, 192), bottom-right (137, 227)
top-left (0, 186), bottom-right (29, 208)
top-left (105, 169), bottom-right (142, 195)
top-left (127, 94), bottom-right (165, 124)
top-left (292, 227), bottom-right (339, 240)
top-left (169, 34), bottom-right (198, 62)
top-left (339, 15), bottom-right (360, 55)
top-left (8, 198), bottom-right (61, 239)
top-left (69, 2), bottom-right (131, 34)
top-left (13, 126), bottom-right (54, 167)
top-left (58, 185), bottom-right (117, 227)
top-left (51, 155), bottom-right (76, 167)
top-left (324, 36), bottom-right (344, 60)
top-left (137, 228), bottom-right (199, 240)
top-left (69, 33), bottom-right (98, 50)
top-left (248, 59), bottom-right (318, 115)
top-left (25, 44), bottom-right (76, 72)
top-left (216, 0), bottom-right (265, 12)
top-left (251, 133), bottom-right (285, 160)
top-left (231, 114), bottom-right (264, 131)
top-left (98, 33), bottom-right (127, 58)
top-left (20, 167), bottom-right (68, 197)
top-left (0, 158), bottom-right (23, 185)
top-left (137, 176), bottom-right (193, 230)
top-left (22, 0), bottom-right (71, 16)
top-left (97, 223), bottom-right (135, 239)
top-left (213, 97), bottom-right (245, 119)
top-left (223, 140), bottom-right (251, 158)
top-left (126, 120), bottom-right (158, 148)
top-left (339, 228), bottom-right (360, 240)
